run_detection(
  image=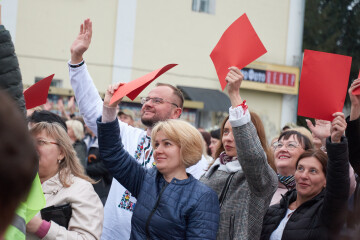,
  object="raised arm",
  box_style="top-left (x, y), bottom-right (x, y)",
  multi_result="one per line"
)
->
top-left (69, 19), bottom-right (103, 134)
top-left (226, 67), bottom-right (277, 197)
top-left (322, 112), bottom-right (349, 233)
top-left (346, 79), bottom-right (360, 175)
top-left (97, 87), bottom-right (146, 198)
